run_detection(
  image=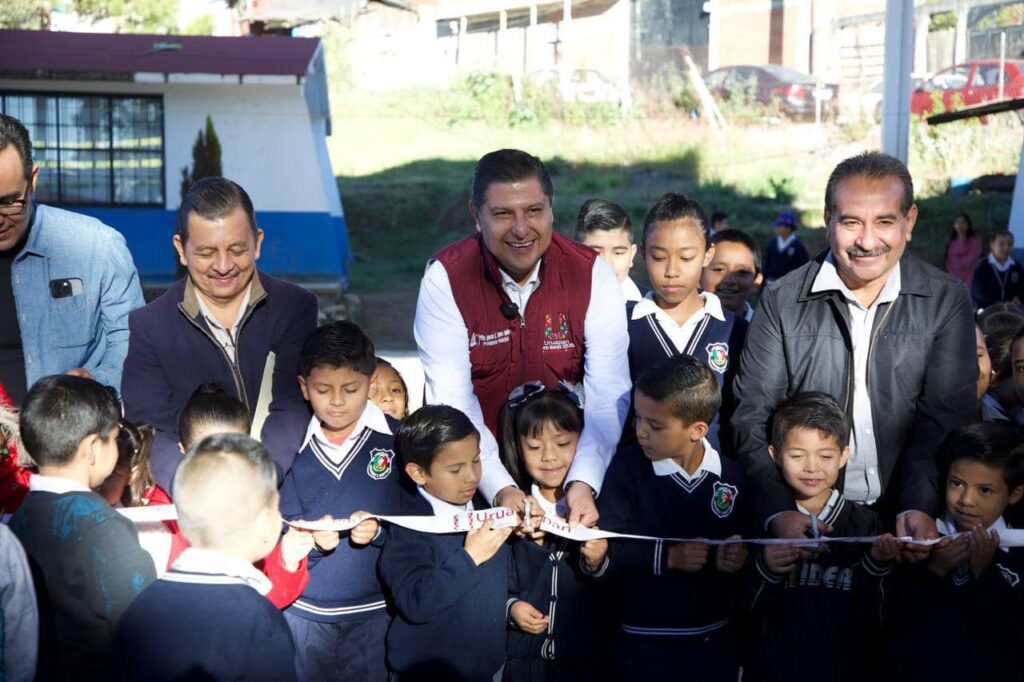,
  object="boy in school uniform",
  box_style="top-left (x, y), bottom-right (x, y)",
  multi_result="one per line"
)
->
top-left (627, 193), bottom-right (747, 452)
top-left (379, 405), bottom-right (515, 681)
top-left (740, 392), bottom-right (900, 682)
top-left (972, 229), bottom-right (1024, 310)
top-left (278, 321), bottom-right (410, 681)
top-left (700, 228), bottom-right (764, 323)
top-left (575, 197), bottom-right (644, 303)
top-left (8, 375), bottom-right (157, 680)
top-left (598, 354), bottom-right (748, 682)
top-left (115, 434), bottom-right (297, 681)
top-left (886, 421), bottom-right (1024, 682)
top-left (762, 211), bottom-right (810, 284)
